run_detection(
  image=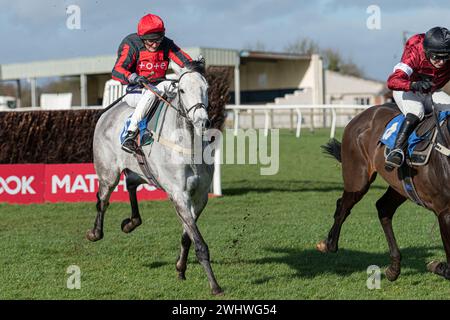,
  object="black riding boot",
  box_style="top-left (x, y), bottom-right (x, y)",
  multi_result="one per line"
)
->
top-left (121, 130), bottom-right (138, 154)
top-left (385, 113), bottom-right (420, 171)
